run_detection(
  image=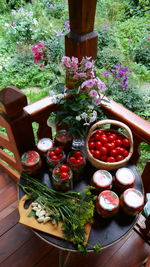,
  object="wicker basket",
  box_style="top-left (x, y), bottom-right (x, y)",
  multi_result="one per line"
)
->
top-left (85, 119), bottom-right (133, 171)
